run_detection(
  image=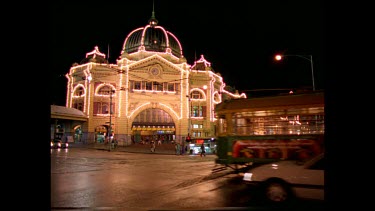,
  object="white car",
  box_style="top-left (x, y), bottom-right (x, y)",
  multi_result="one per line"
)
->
top-left (242, 153), bottom-right (324, 204)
